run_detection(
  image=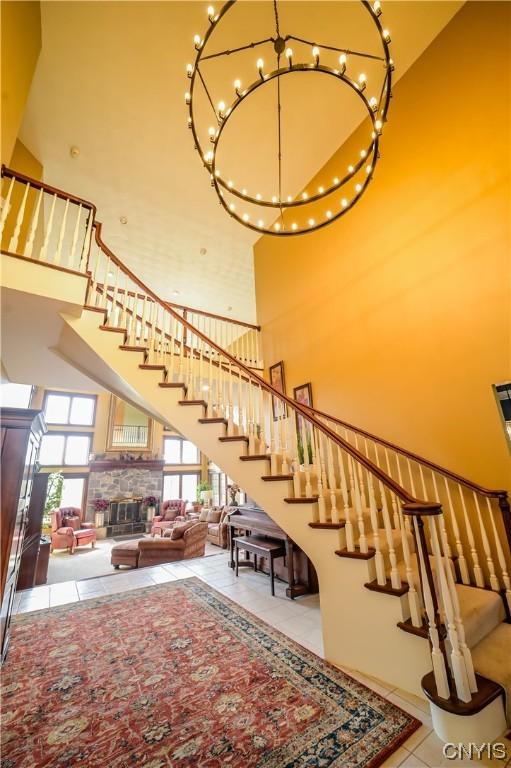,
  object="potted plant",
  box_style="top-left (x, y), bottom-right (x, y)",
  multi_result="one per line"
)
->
top-left (42, 472), bottom-right (64, 533)
top-left (196, 481), bottom-right (213, 507)
top-left (94, 498), bottom-right (109, 528)
top-left (143, 495), bottom-right (159, 521)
